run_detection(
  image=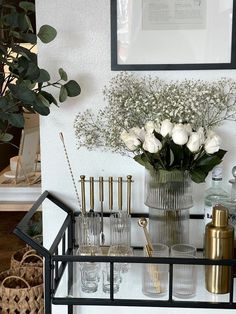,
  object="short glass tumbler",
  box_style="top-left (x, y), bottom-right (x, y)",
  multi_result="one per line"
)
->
top-left (81, 263), bottom-right (99, 293)
top-left (142, 243), bottom-right (169, 297)
top-left (171, 244), bottom-right (197, 298)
